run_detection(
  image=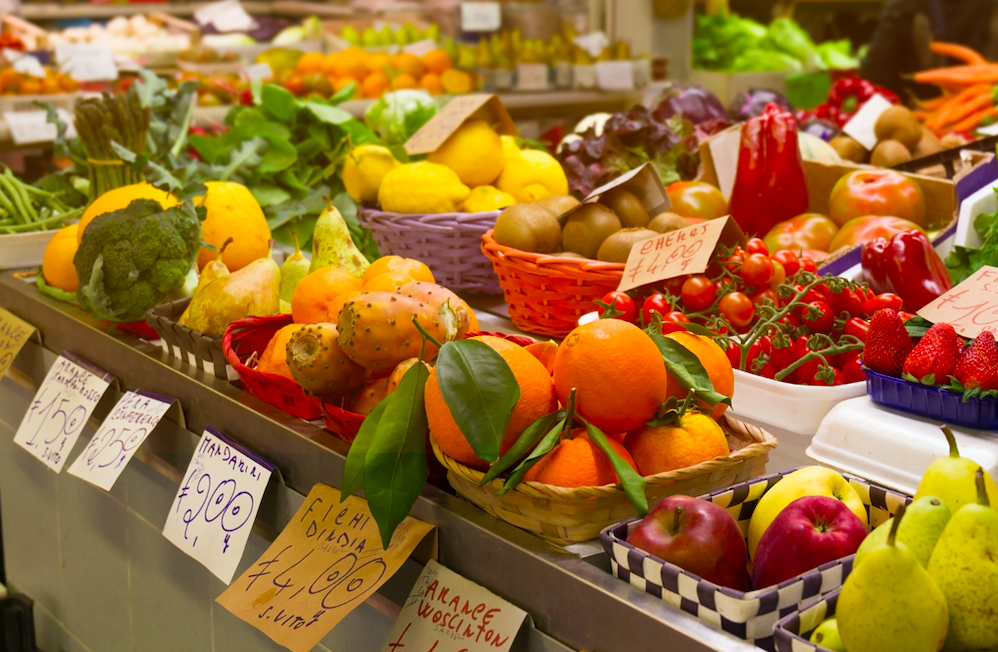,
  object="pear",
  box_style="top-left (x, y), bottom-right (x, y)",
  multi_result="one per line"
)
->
top-left (928, 469), bottom-right (998, 651)
top-left (837, 502), bottom-right (950, 652)
top-left (809, 619), bottom-right (846, 652)
top-left (361, 27), bottom-right (379, 48)
top-left (178, 238), bottom-right (232, 327)
top-left (378, 25), bottom-right (394, 47)
top-left (915, 425), bottom-right (998, 515)
top-left (341, 25), bottom-right (360, 45)
top-left (185, 256), bottom-right (281, 337)
top-left (279, 230), bottom-right (310, 308)
top-left (308, 197), bottom-right (369, 278)
top-left (854, 495), bottom-right (951, 569)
